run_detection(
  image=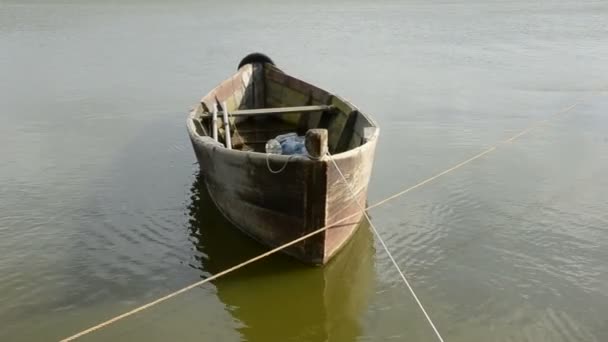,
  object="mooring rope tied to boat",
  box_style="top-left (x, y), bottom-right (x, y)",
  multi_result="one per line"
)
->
top-left (265, 153), bottom-right (294, 174)
top-left (327, 153), bottom-right (445, 342)
top-left (60, 98), bottom-right (585, 342)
